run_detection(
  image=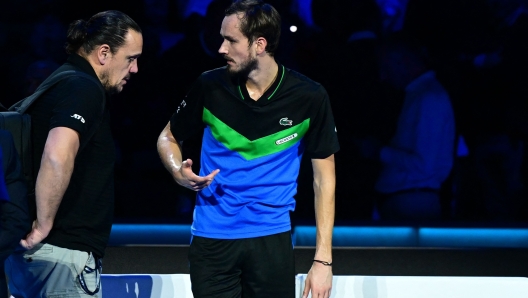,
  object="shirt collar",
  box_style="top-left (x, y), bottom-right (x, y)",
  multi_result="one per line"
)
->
top-left (238, 63), bottom-right (285, 102)
top-left (66, 53), bottom-right (100, 81)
